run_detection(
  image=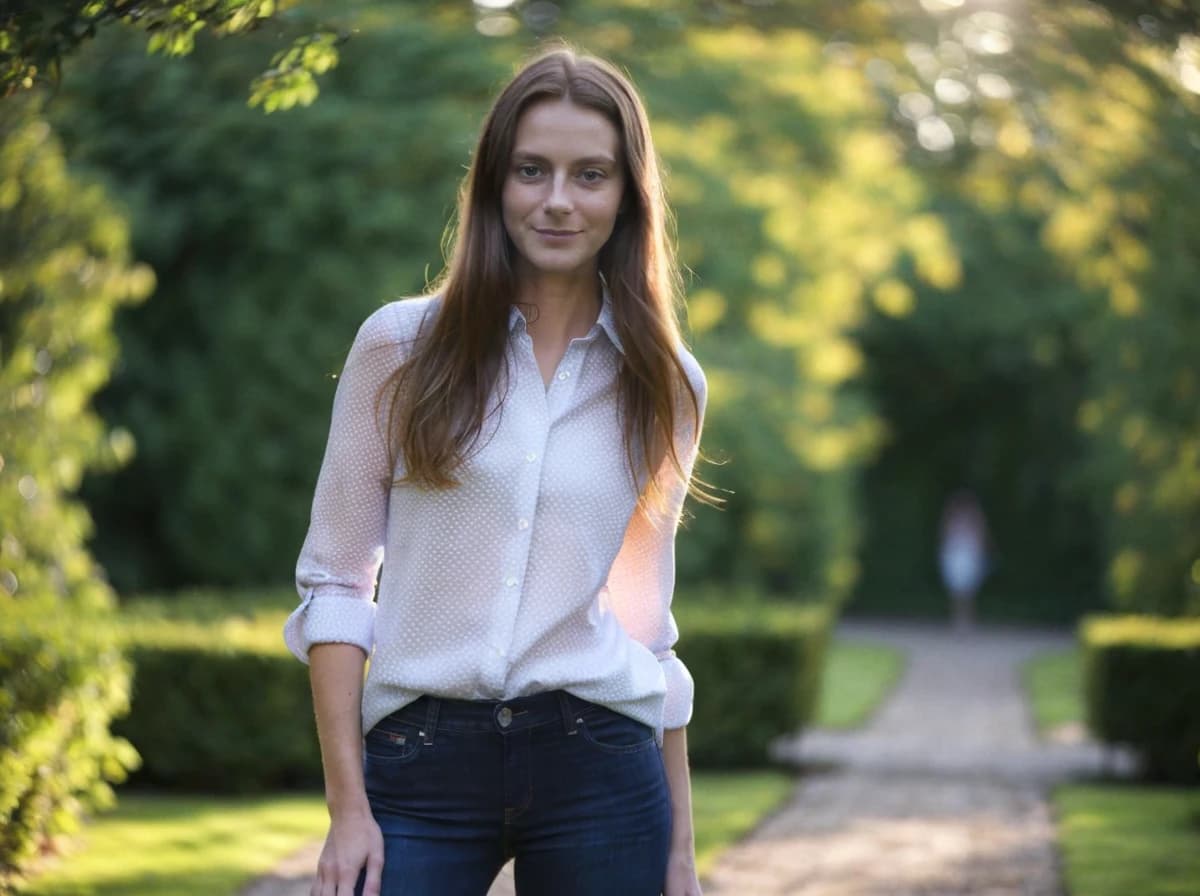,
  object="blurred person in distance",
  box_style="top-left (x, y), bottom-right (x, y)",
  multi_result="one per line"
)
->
top-left (939, 489), bottom-right (989, 633)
